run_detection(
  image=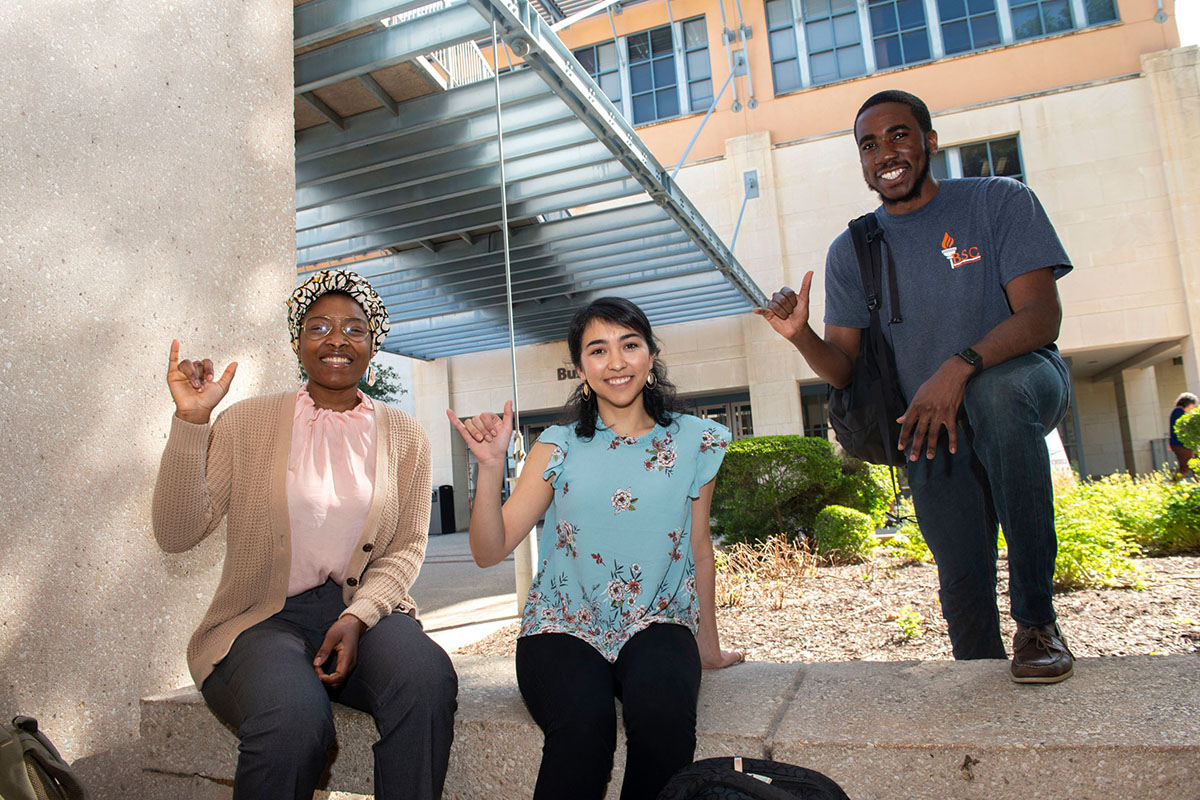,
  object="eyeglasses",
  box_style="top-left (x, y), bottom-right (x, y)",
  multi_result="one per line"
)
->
top-left (302, 315), bottom-right (371, 341)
